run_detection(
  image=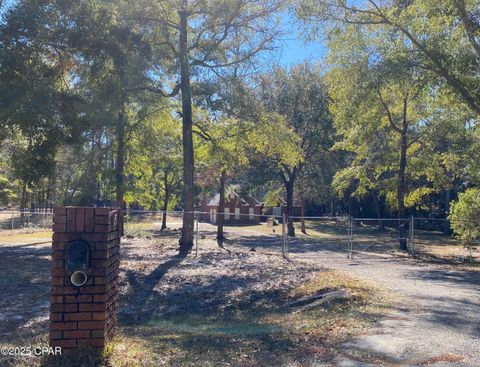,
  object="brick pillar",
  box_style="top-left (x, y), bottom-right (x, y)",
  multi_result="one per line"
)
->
top-left (49, 207), bottom-right (122, 350)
